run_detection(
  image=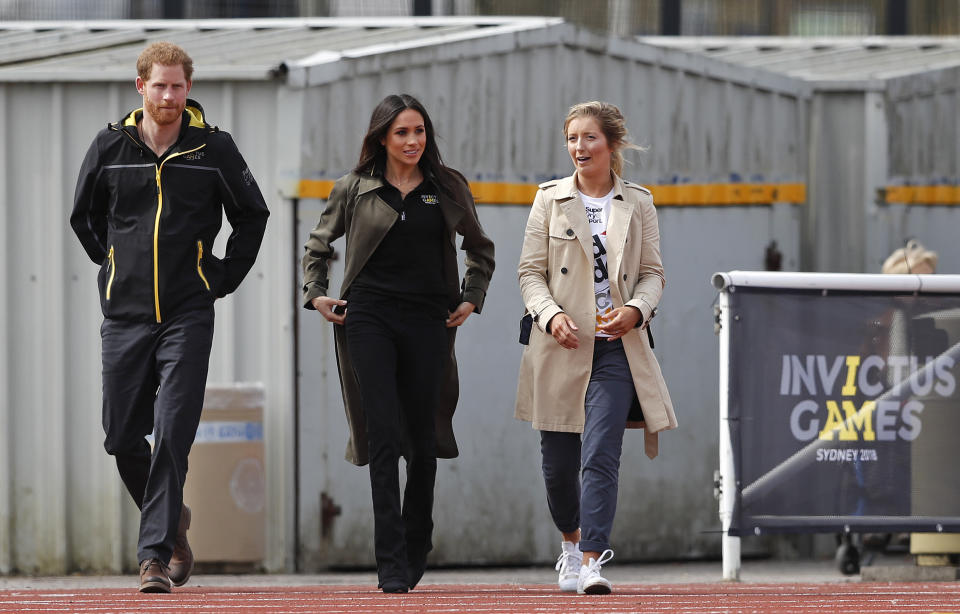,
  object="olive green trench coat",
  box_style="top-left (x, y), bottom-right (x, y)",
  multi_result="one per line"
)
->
top-left (515, 172), bottom-right (677, 459)
top-left (302, 170), bottom-right (495, 466)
